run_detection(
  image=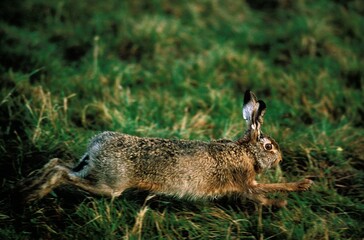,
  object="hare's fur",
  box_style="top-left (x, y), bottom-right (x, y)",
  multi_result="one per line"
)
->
top-left (19, 91), bottom-right (313, 207)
